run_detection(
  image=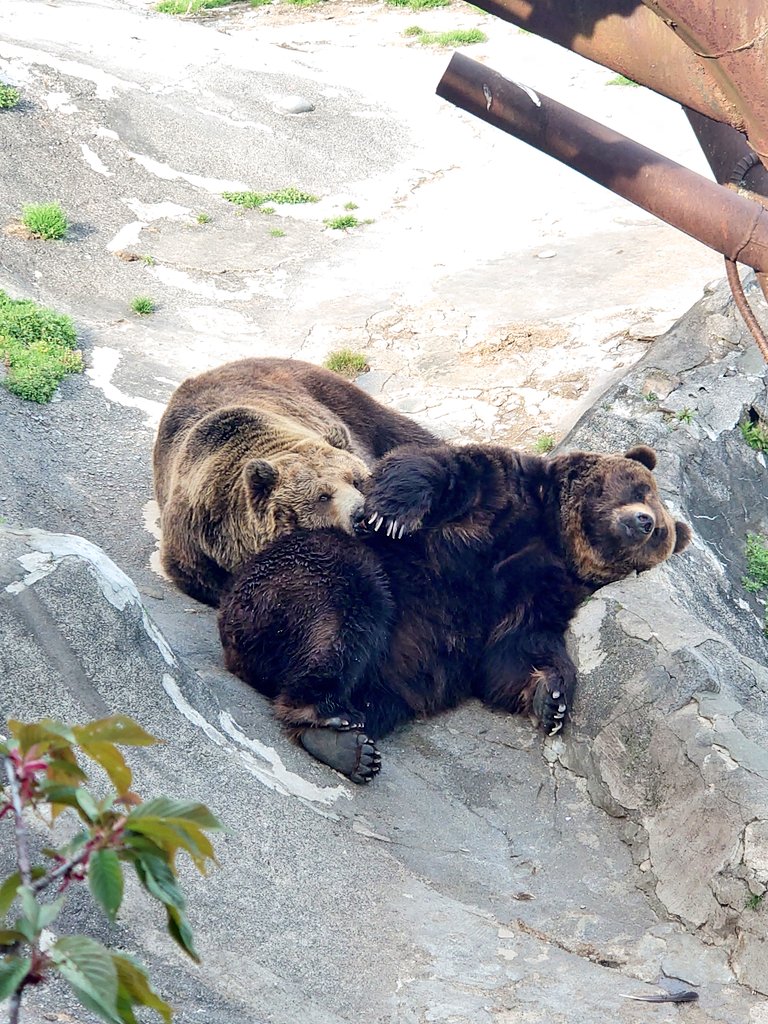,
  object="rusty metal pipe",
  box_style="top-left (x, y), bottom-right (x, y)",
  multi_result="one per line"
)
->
top-left (469, 1), bottom-right (736, 128)
top-left (436, 52), bottom-right (768, 273)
